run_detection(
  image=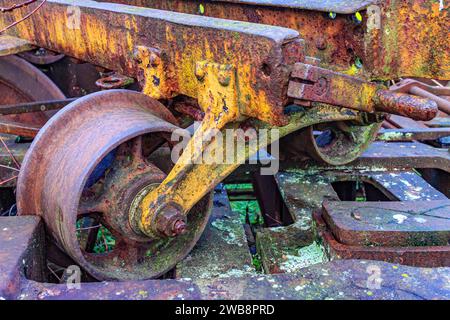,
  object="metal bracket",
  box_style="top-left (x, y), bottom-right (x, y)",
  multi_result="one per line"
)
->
top-left (135, 46), bottom-right (171, 100)
top-left (288, 63), bottom-right (439, 121)
top-left (195, 60), bottom-right (240, 128)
